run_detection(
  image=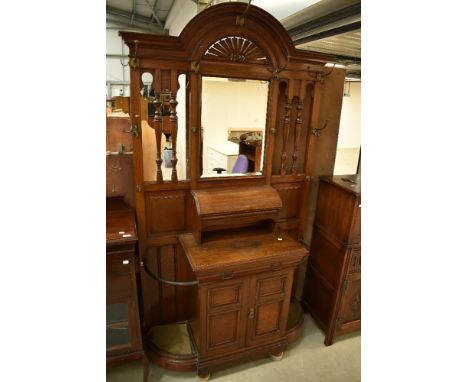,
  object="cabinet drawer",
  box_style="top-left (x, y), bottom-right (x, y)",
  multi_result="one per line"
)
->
top-left (107, 252), bottom-right (135, 275)
top-left (208, 283), bottom-right (242, 309)
top-left (256, 274), bottom-right (287, 299)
